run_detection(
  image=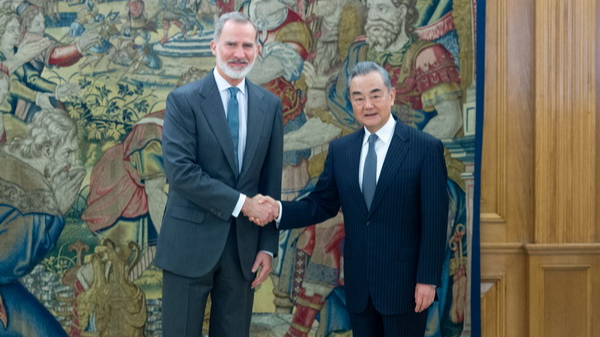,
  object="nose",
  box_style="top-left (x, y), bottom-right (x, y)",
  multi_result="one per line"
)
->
top-left (233, 46), bottom-right (246, 59)
top-left (68, 152), bottom-right (76, 167)
top-left (364, 98), bottom-right (375, 109)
